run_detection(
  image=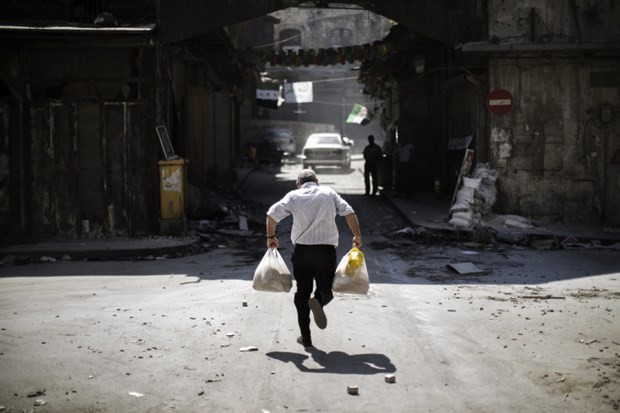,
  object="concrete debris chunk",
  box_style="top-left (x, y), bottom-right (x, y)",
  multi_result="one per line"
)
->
top-left (347, 385), bottom-right (359, 395)
top-left (27, 390), bottom-right (46, 398)
top-left (385, 374), bottom-right (396, 383)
